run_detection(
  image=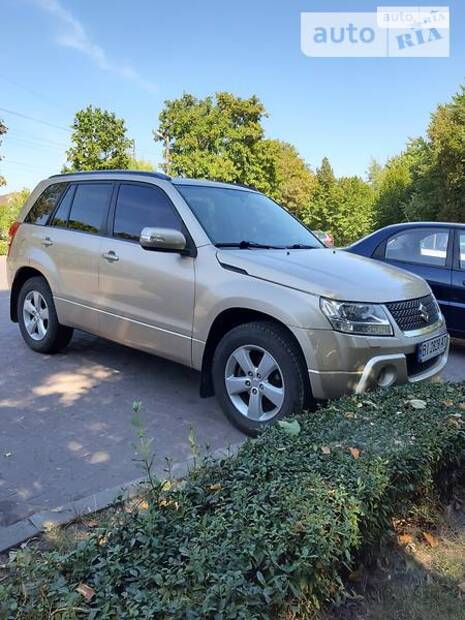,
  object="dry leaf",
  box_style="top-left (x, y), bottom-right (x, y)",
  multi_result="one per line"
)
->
top-left (139, 500), bottom-right (149, 510)
top-left (348, 566), bottom-right (364, 581)
top-left (443, 400), bottom-right (454, 407)
top-left (398, 533), bottom-right (413, 545)
top-left (209, 483), bottom-right (222, 492)
top-left (76, 583), bottom-right (95, 601)
top-left (348, 447), bottom-right (361, 459)
top-left (422, 531), bottom-right (439, 547)
top-left (321, 446), bottom-right (331, 455)
top-left (459, 403), bottom-right (465, 411)
top-left (344, 412), bottom-right (355, 419)
top-left (405, 399), bottom-right (427, 410)
top-left (458, 581), bottom-right (465, 593)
